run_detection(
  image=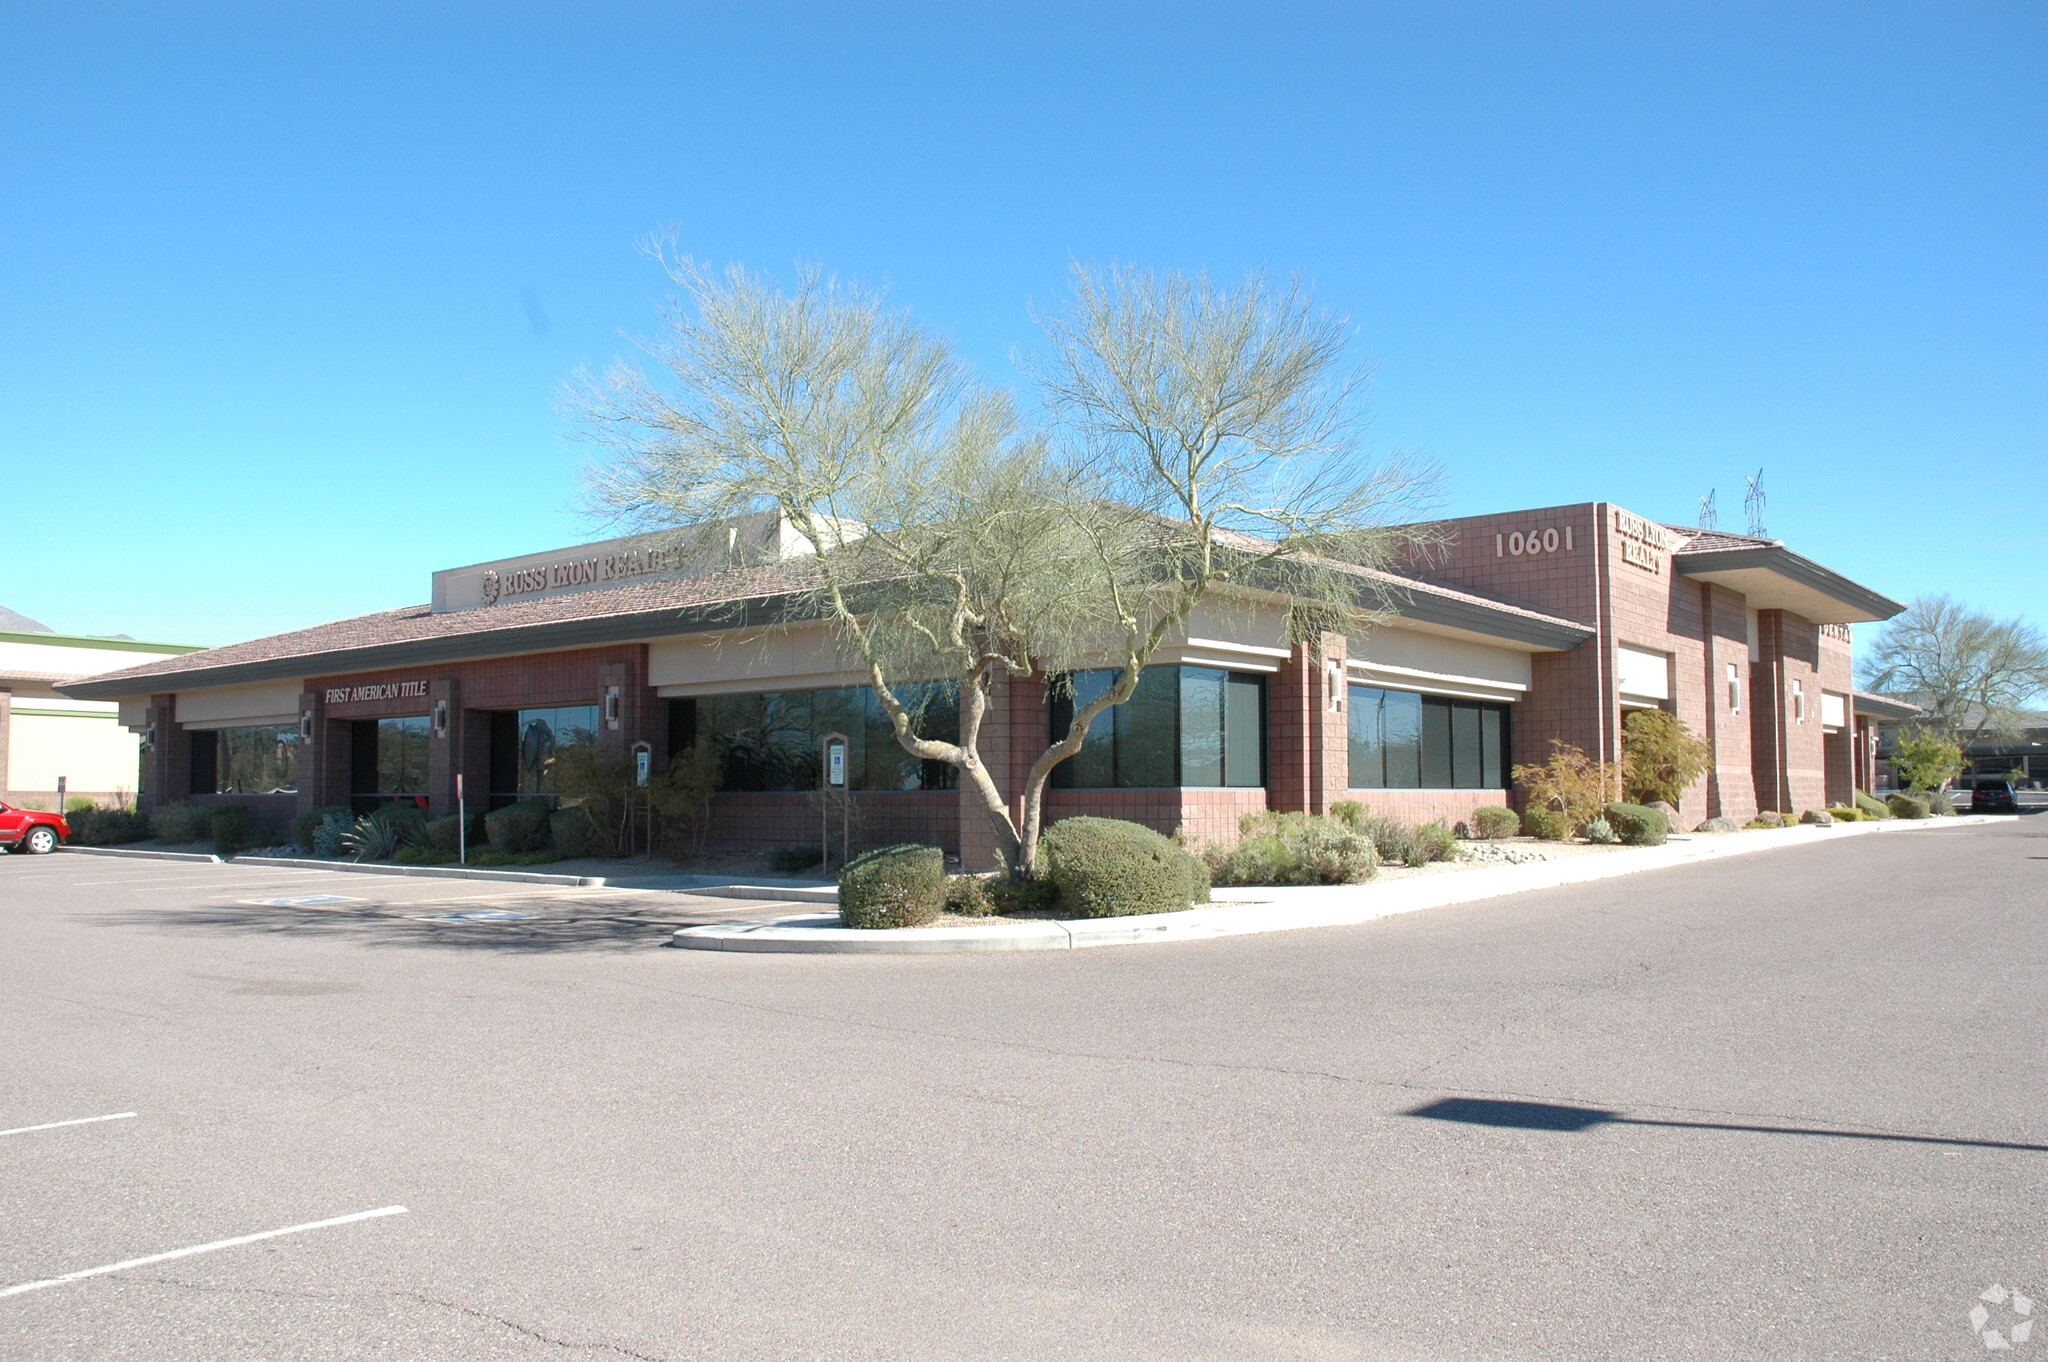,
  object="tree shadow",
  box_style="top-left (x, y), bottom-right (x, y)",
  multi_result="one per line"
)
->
top-left (1406, 1097), bottom-right (2048, 1154)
